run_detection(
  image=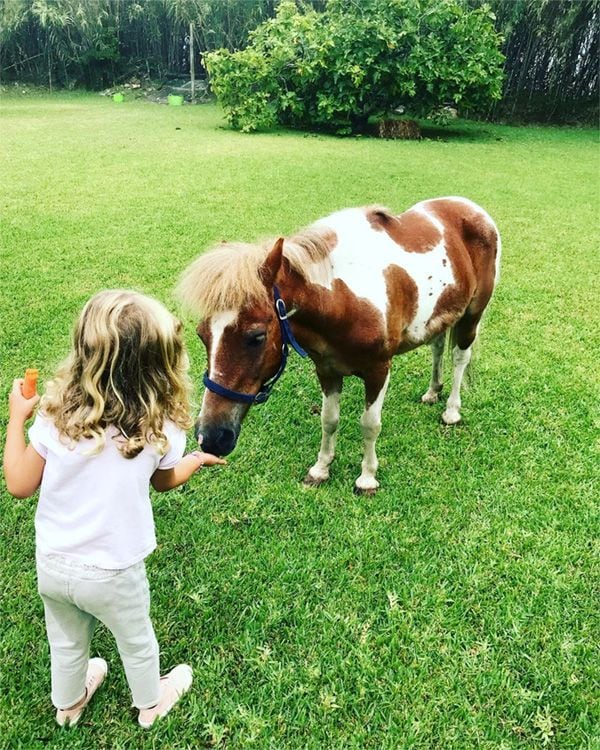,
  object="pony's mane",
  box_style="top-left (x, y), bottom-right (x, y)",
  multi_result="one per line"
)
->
top-left (176, 242), bottom-right (270, 318)
top-left (176, 226), bottom-right (335, 318)
top-left (285, 227), bottom-right (336, 283)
